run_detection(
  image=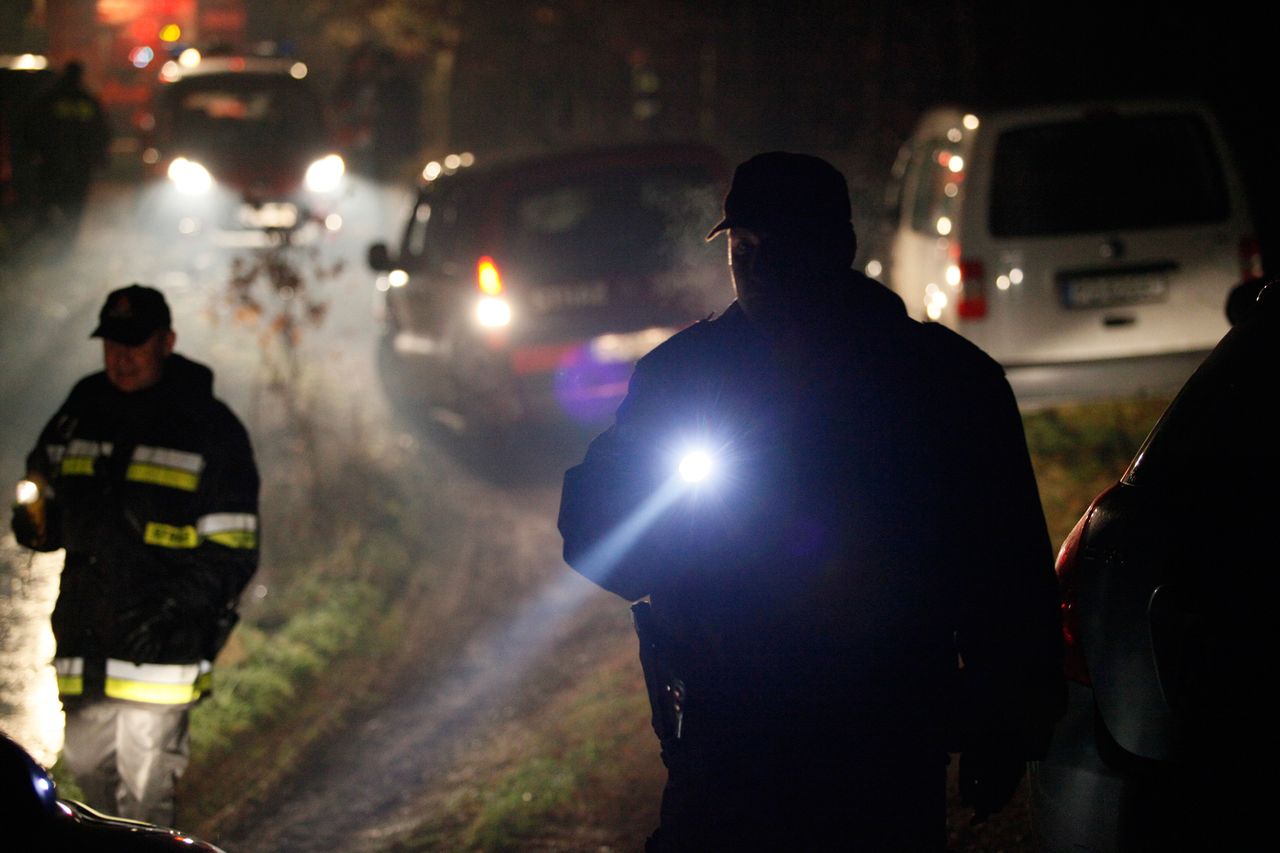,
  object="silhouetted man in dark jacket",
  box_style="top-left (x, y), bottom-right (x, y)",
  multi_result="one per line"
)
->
top-left (559, 152), bottom-right (1064, 851)
top-left (26, 61), bottom-right (110, 231)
